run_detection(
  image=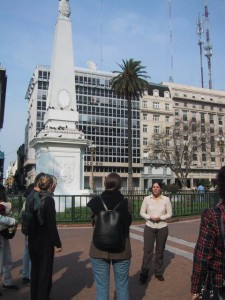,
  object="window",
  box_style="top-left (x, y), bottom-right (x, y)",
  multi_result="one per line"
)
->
top-left (143, 150), bottom-right (148, 159)
top-left (153, 115), bottom-right (160, 121)
top-left (183, 111), bottom-right (188, 121)
top-left (175, 102), bottom-right (179, 106)
top-left (154, 152), bottom-right (160, 159)
top-left (200, 113), bottom-right (205, 123)
top-left (143, 113), bottom-right (147, 120)
top-left (209, 114), bottom-right (214, 124)
top-left (175, 110), bottom-right (179, 116)
top-left (202, 153), bottom-right (206, 161)
top-left (192, 112), bottom-right (196, 122)
top-left (218, 115), bottom-right (223, 125)
top-left (164, 91), bottom-right (170, 98)
top-left (184, 102), bottom-right (187, 107)
top-left (193, 153), bottom-right (197, 160)
top-left (153, 89), bottom-right (159, 97)
top-left (165, 103), bottom-right (169, 110)
top-left (166, 140), bottom-right (170, 147)
top-left (165, 116), bottom-right (169, 122)
top-left (143, 138), bottom-right (148, 146)
top-left (142, 100), bottom-right (147, 107)
top-left (166, 127), bottom-right (170, 135)
top-left (153, 102), bottom-right (160, 109)
top-left (143, 125), bottom-right (148, 133)
top-left (154, 126), bottom-right (160, 134)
